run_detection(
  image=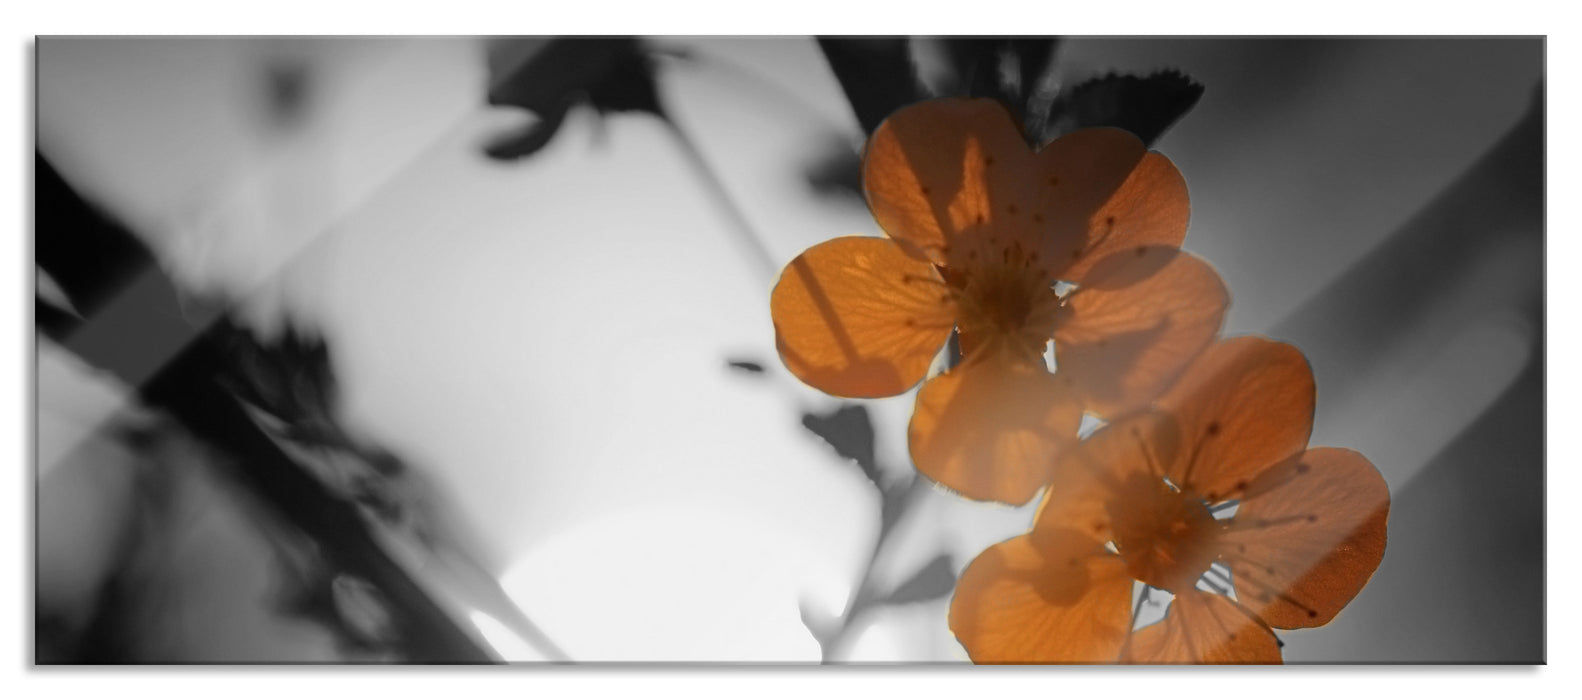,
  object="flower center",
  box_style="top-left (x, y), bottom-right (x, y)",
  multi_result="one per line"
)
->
top-left (1106, 471), bottom-right (1221, 593)
top-left (949, 237), bottom-right (1060, 356)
